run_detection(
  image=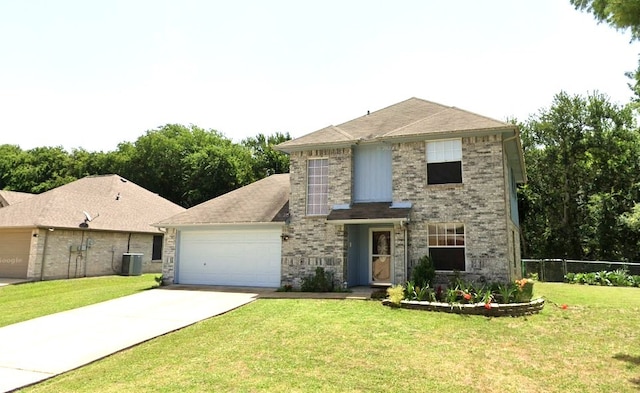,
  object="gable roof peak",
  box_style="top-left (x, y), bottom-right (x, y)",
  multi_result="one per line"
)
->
top-left (0, 174), bottom-right (184, 232)
top-left (277, 97), bottom-right (512, 152)
top-left (0, 190), bottom-right (35, 207)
